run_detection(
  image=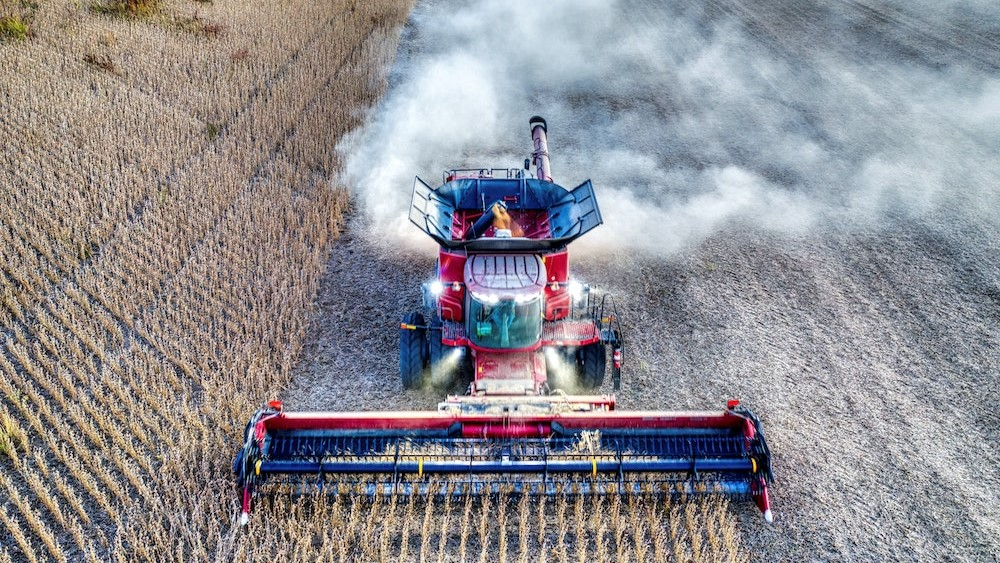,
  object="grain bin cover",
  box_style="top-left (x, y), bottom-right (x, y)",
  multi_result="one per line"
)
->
top-left (464, 254), bottom-right (546, 298)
